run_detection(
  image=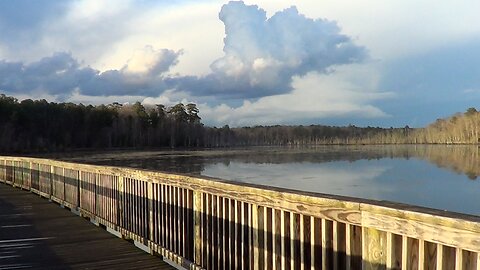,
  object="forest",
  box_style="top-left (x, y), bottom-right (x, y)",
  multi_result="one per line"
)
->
top-left (0, 94), bottom-right (478, 152)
